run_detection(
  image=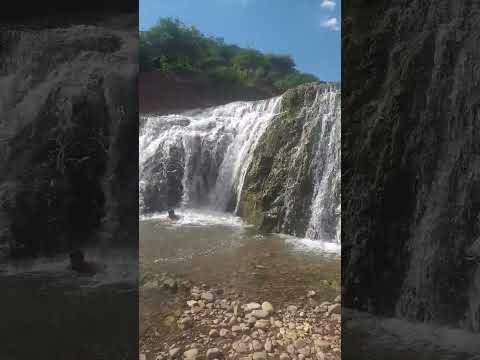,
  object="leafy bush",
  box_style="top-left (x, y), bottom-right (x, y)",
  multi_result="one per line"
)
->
top-left (140, 18), bottom-right (320, 93)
